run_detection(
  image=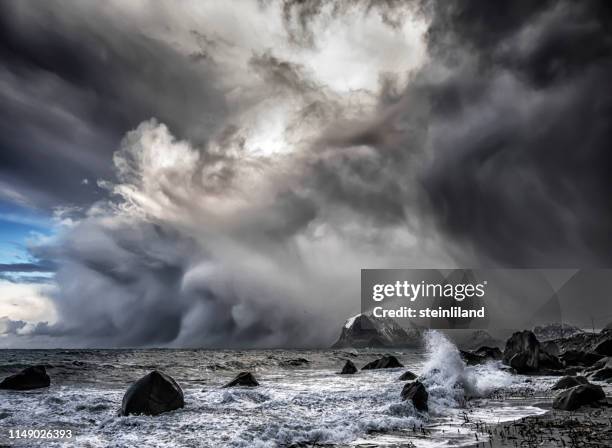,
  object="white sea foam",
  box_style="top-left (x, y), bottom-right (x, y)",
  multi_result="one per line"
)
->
top-left (420, 330), bottom-right (515, 413)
